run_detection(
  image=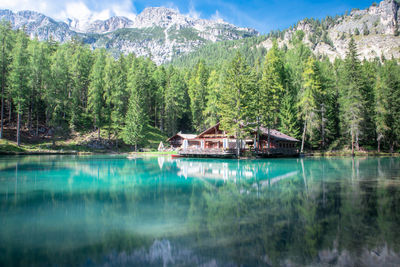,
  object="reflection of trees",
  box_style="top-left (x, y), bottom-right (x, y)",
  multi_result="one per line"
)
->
top-left (1, 156), bottom-right (400, 265)
top-left (185, 157), bottom-right (400, 265)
